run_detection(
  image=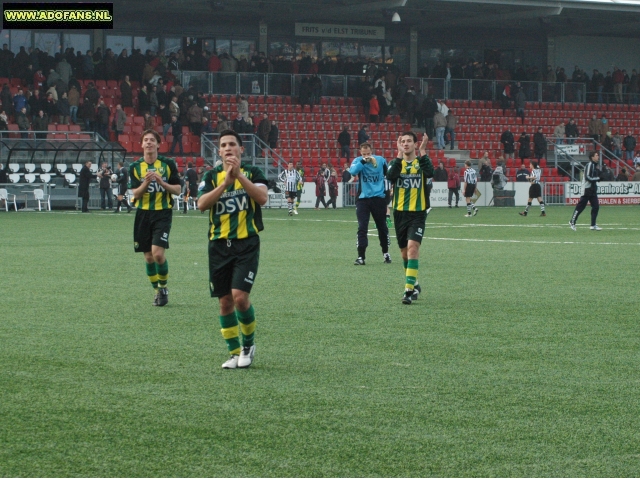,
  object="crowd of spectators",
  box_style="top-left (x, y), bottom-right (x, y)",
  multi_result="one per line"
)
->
top-left (0, 42), bottom-right (638, 174)
top-left (0, 43), bottom-right (287, 147)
